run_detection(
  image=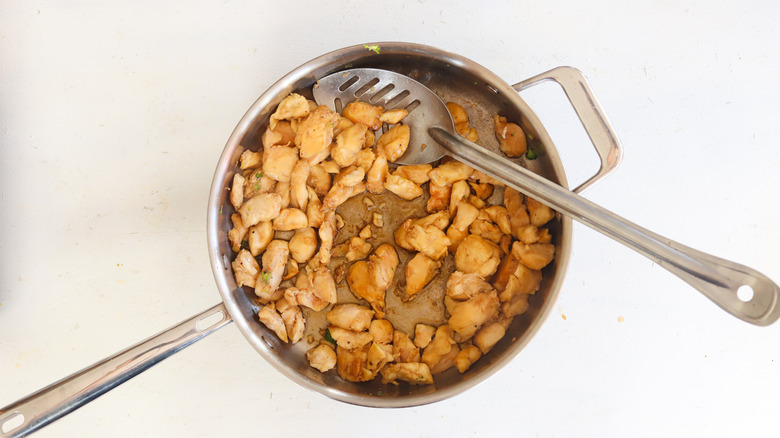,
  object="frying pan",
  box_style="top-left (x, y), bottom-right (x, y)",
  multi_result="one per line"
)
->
top-left (1, 42), bottom-right (624, 437)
